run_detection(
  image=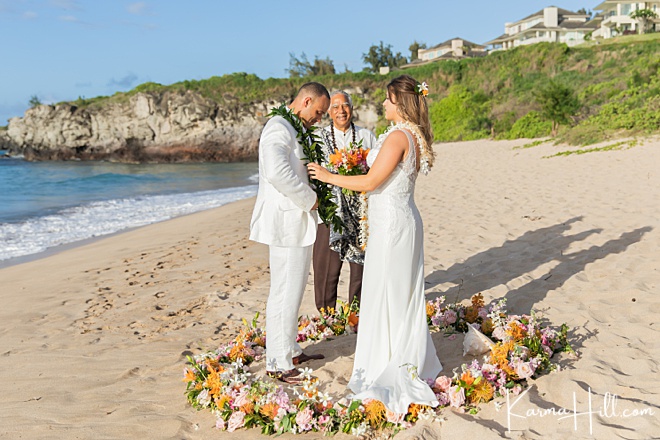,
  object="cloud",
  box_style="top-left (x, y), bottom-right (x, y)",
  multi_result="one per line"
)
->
top-left (23, 10), bottom-right (37, 19)
top-left (59, 14), bottom-right (79, 22)
top-left (49, 0), bottom-right (82, 10)
top-left (108, 73), bottom-right (139, 89)
top-left (127, 2), bottom-right (148, 15)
